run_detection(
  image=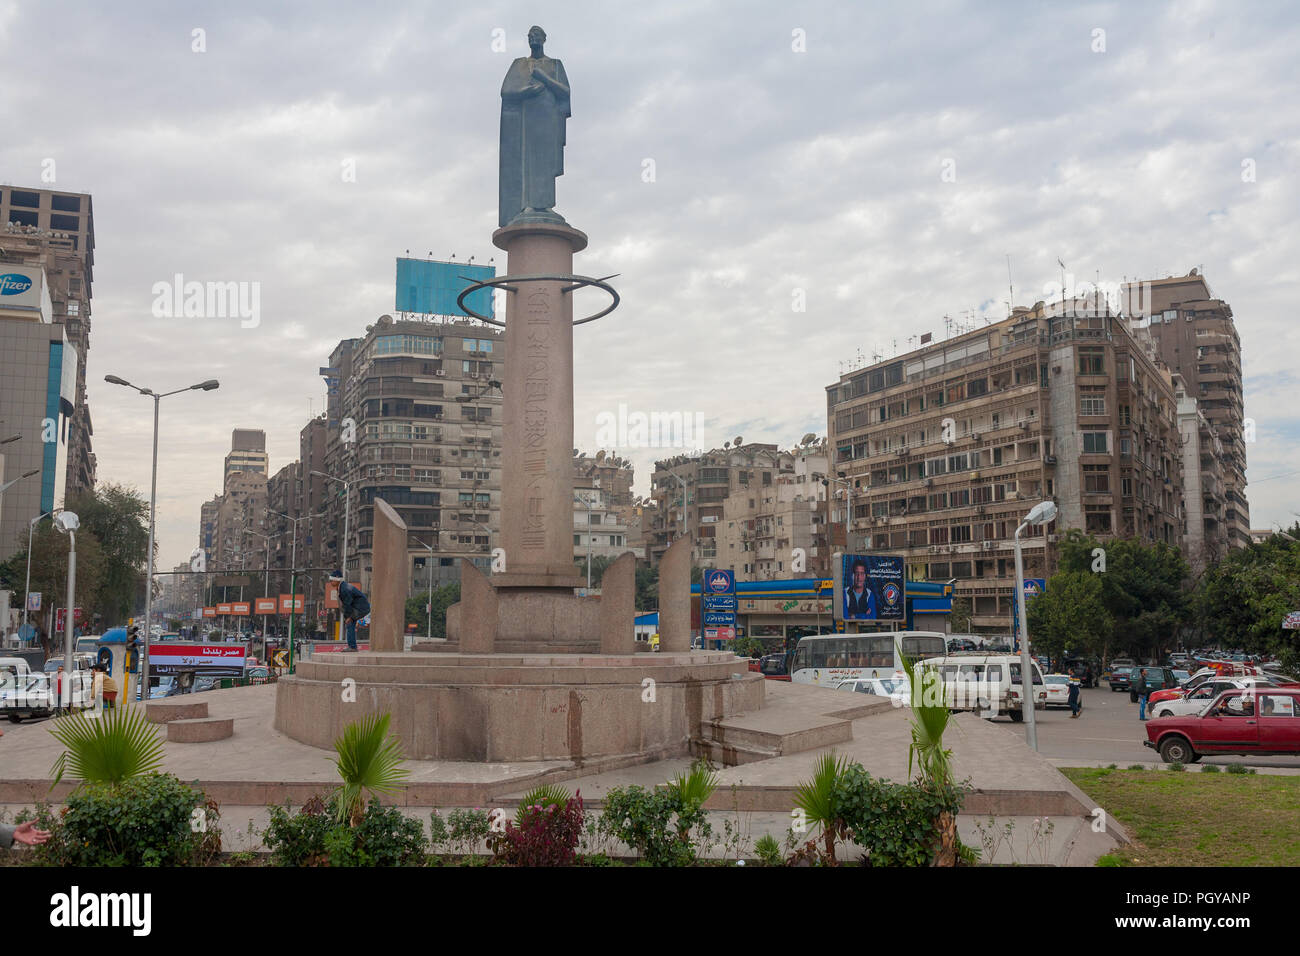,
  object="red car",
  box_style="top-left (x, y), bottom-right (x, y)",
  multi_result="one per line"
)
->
top-left (1145, 687), bottom-right (1300, 763)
